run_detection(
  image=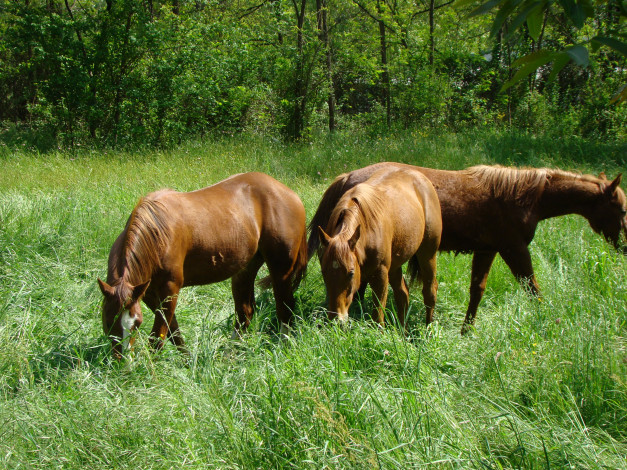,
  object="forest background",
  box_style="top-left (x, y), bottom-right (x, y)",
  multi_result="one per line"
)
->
top-left (0, 0), bottom-right (626, 149)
